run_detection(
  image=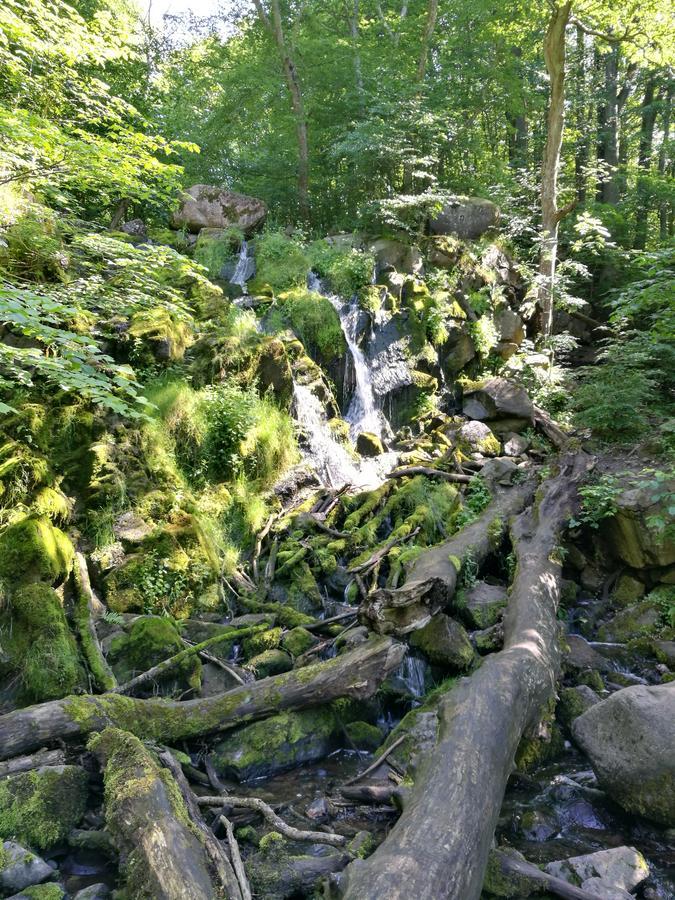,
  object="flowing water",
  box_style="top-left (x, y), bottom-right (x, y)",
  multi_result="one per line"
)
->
top-left (230, 239), bottom-right (255, 294)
